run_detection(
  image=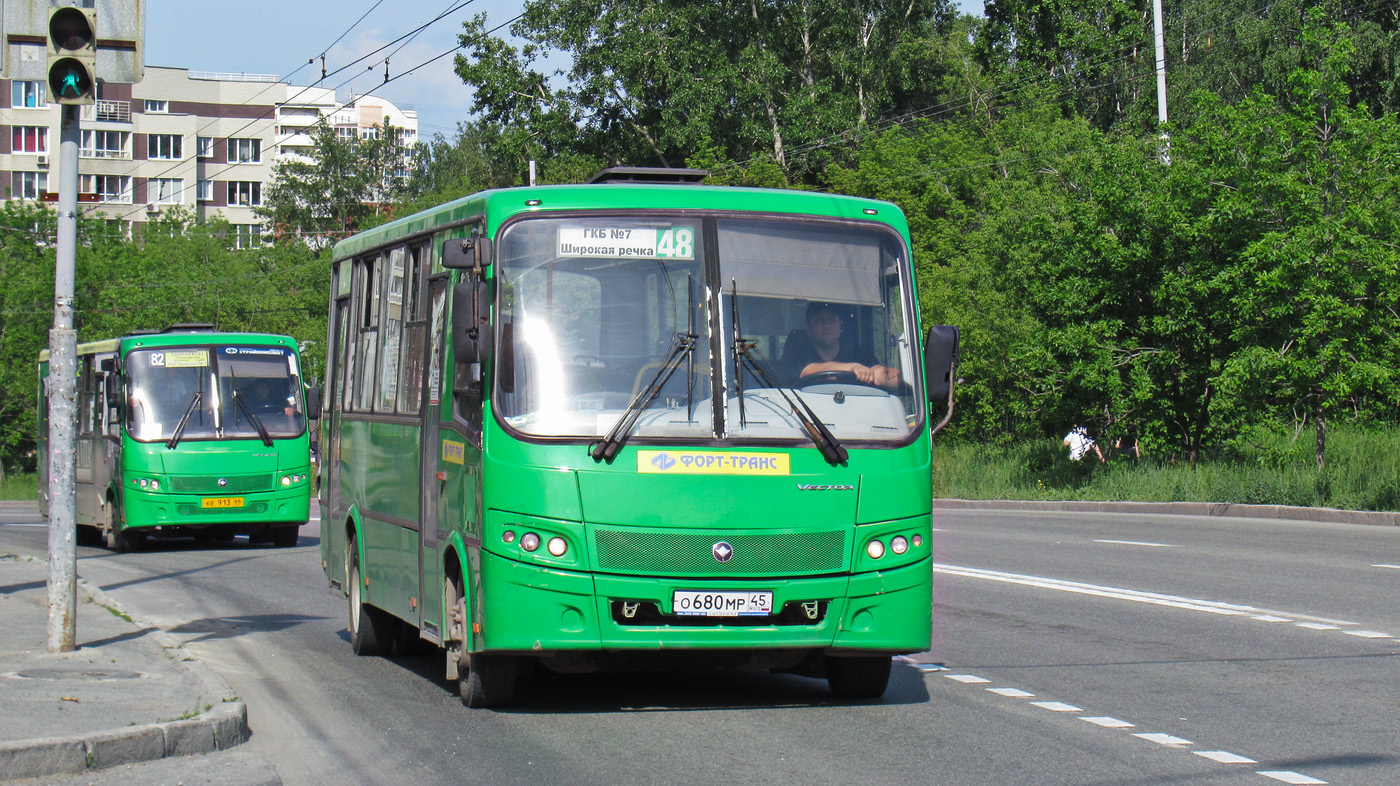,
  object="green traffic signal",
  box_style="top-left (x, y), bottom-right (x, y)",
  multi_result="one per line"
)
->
top-left (46, 7), bottom-right (98, 105)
